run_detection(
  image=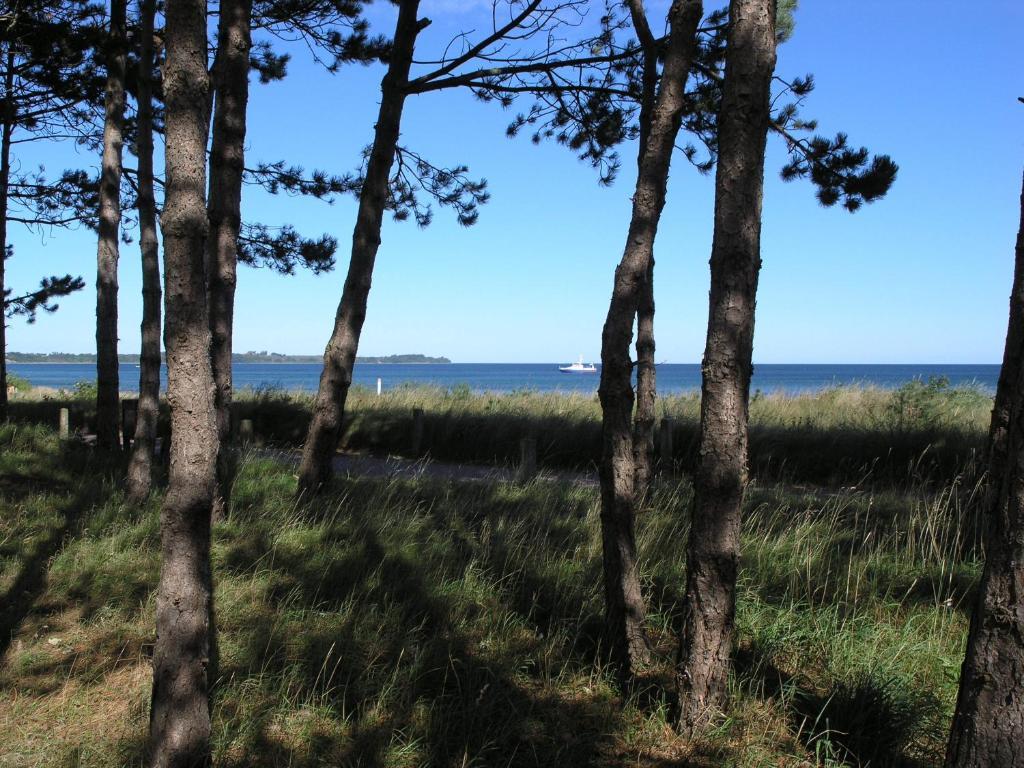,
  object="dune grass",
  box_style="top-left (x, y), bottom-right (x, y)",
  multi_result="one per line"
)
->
top-left (8, 377), bottom-right (992, 487)
top-left (0, 415), bottom-right (980, 767)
